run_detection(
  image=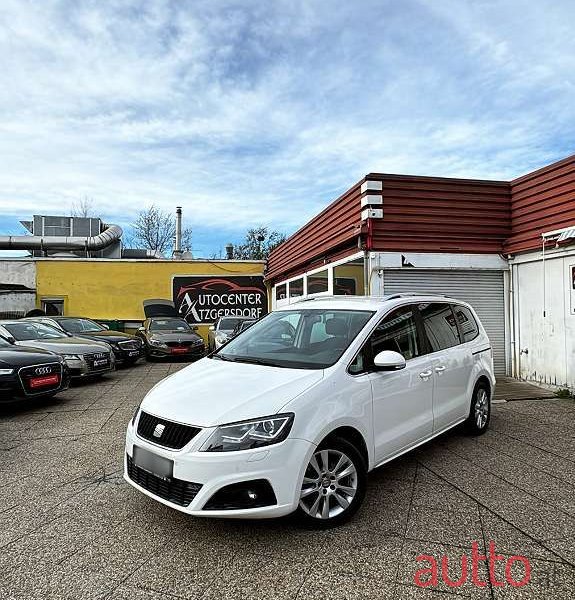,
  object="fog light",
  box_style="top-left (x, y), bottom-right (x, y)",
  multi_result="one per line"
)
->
top-left (203, 479), bottom-right (276, 510)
